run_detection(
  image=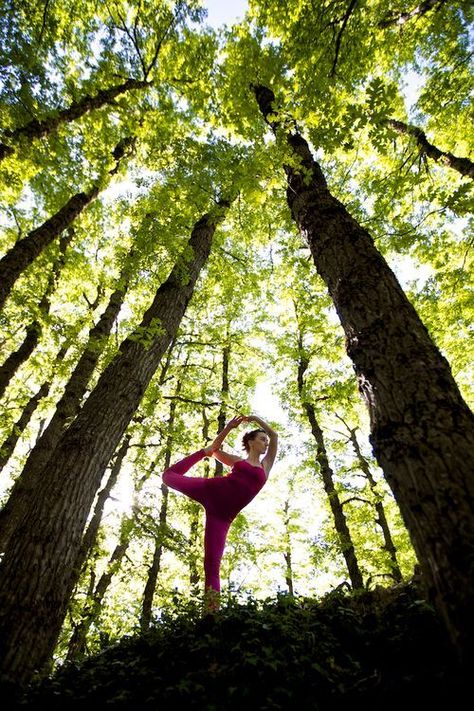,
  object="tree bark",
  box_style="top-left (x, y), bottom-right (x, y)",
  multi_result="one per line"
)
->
top-left (0, 229), bottom-right (73, 397)
top-left (140, 379), bottom-right (182, 632)
top-left (0, 271), bottom-right (131, 551)
top-left (66, 518), bottom-right (133, 662)
top-left (66, 434), bottom-right (134, 661)
top-left (0, 381), bottom-right (51, 473)
top-left (283, 499), bottom-right (294, 595)
top-left (387, 118), bottom-right (474, 179)
top-left (0, 200), bottom-right (230, 684)
top-left (0, 187), bottom-right (99, 311)
top-left (76, 435), bottom-right (133, 574)
top-left (215, 340), bottom-right (230, 477)
top-left (0, 336), bottom-right (72, 474)
top-left (0, 323), bottom-right (42, 398)
top-left (337, 415), bottom-right (403, 583)
top-left (255, 84), bottom-right (474, 664)
top-left (0, 135), bottom-right (133, 311)
top-left (0, 77), bottom-right (150, 162)
top-left (347, 424), bottom-right (403, 583)
top-left (296, 337), bottom-right (364, 590)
